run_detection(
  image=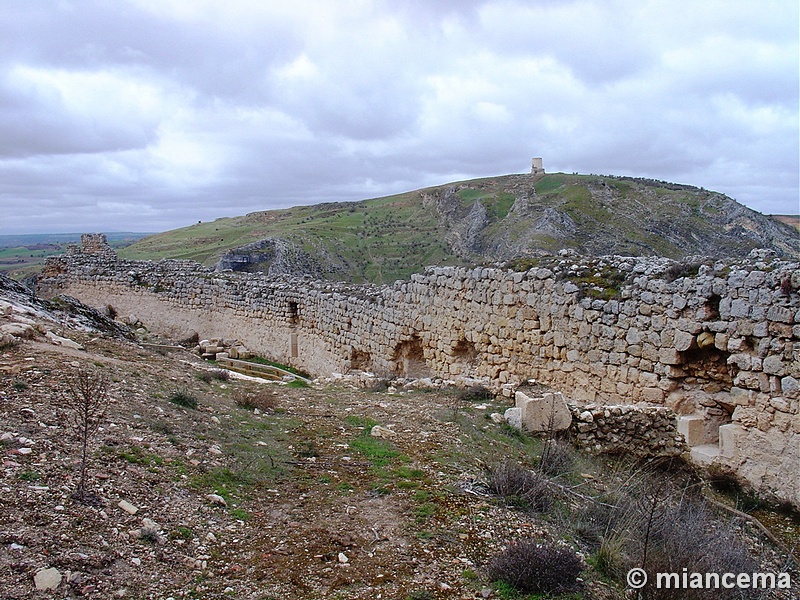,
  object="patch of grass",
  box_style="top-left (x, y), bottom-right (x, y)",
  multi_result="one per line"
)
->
top-left (118, 445), bottom-right (164, 467)
top-left (192, 467), bottom-right (253, 503)
top-left (349, 435), bottom-right (403, 468)
top-left (344, 415), bottom-right (378, 429)
top-left (286, 378), bottom-right (309, 388)
top-left (413, 502), bottom-right (438, 523)
top-left (171, 526), bottom-right (194, 541)
top-left (18, 470), bottom-right (40, 482)
top-left (246, 356), bottom-right (310, 379)
top-left (12, 380), bottom-right (28, 391)
top-left (229, 507), bottom-right (251, 521)
top-left (168, 388), bottom-right (198, 409)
